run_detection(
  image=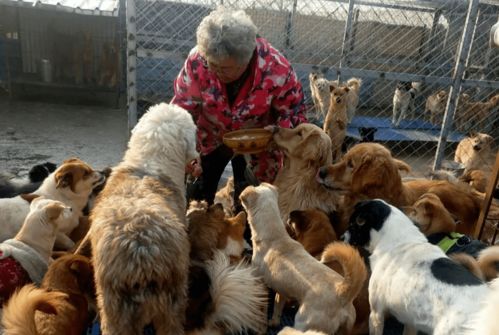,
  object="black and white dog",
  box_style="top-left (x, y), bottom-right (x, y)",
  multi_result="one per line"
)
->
top-left (0, 162), bottom-right (57, 198)
top-left (343, 199), bottom-right (490, 335)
